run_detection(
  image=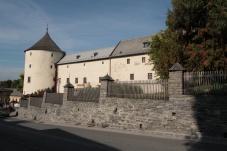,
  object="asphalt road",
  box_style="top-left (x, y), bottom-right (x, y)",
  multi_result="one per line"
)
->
top-left (0, 117), bottom-right (226, 151)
